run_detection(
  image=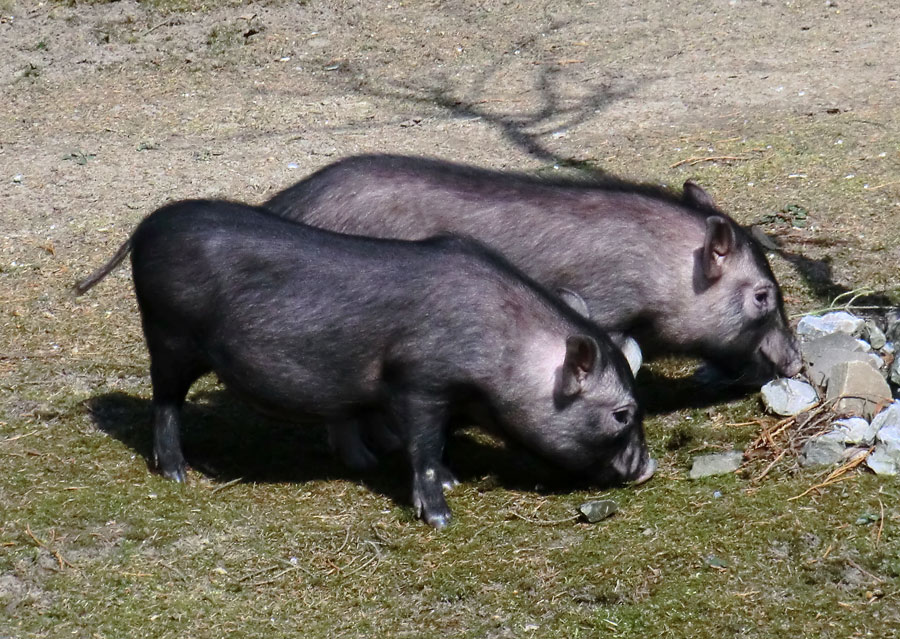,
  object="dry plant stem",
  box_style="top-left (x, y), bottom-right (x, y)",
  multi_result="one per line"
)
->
top-left (509, 510), bottom-right (582, 525)
top-left (25, 524), bottom-right (75, 571)
top-left (788, 287), bottom-right (894, 318)
top-left (1, 430), bottom-right (39, 444)
top-left (876, 498), bottom-right (885, 547)
top-left (788, 448), bottom-right (873, 501)
top-left (752, 448), bottom-right (788, 483)
top-left (669, 155), bottom-right (750, 168)
top-left (210, 477), bottom-right (243, 494)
